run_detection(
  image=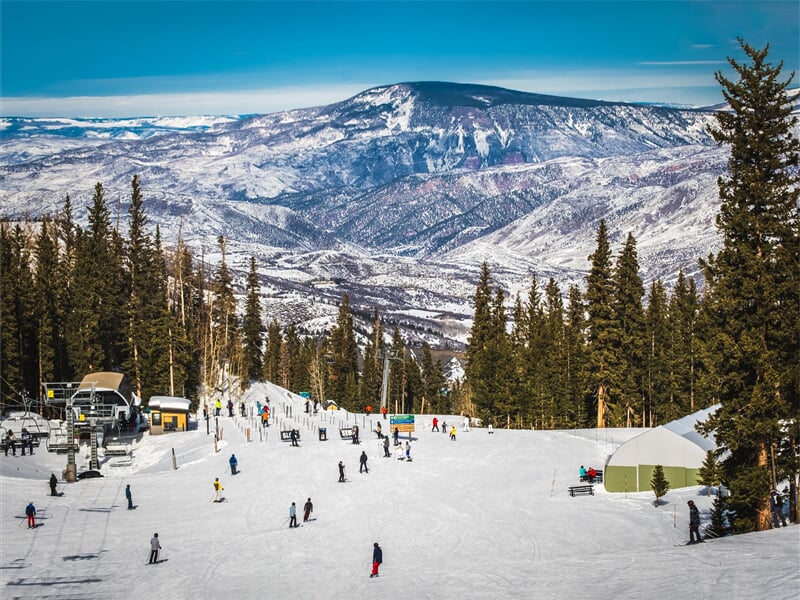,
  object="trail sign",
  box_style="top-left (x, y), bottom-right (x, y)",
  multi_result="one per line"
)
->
top-left (389, 414), bottom-right (415, 433)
